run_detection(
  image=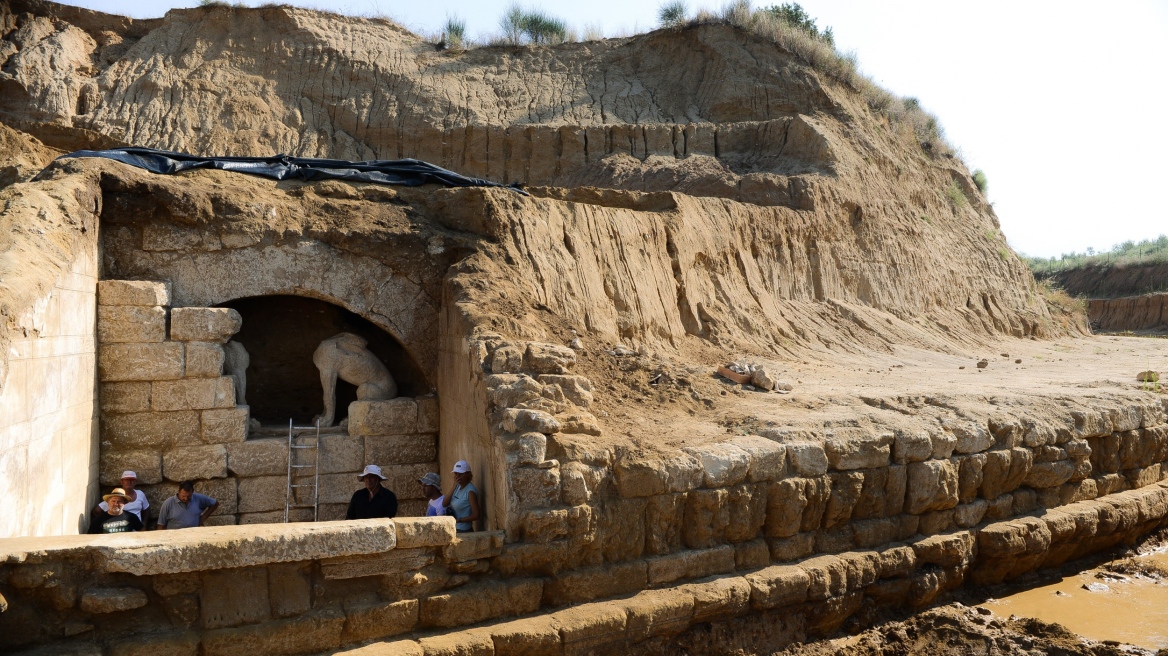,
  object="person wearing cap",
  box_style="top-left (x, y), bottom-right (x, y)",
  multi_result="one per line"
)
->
top-left (157, 480), bottom-right (219, 530)
top-left (87, 488), bottom-right (144, 534)
top-left (93, 470), bottom-right (150, 526)
top-left (417, 473), bottom-right (445, 517)
top-left (346, 465), bottom-right (398, 520)
top-left (442, 460), bottom-right (480, 532)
